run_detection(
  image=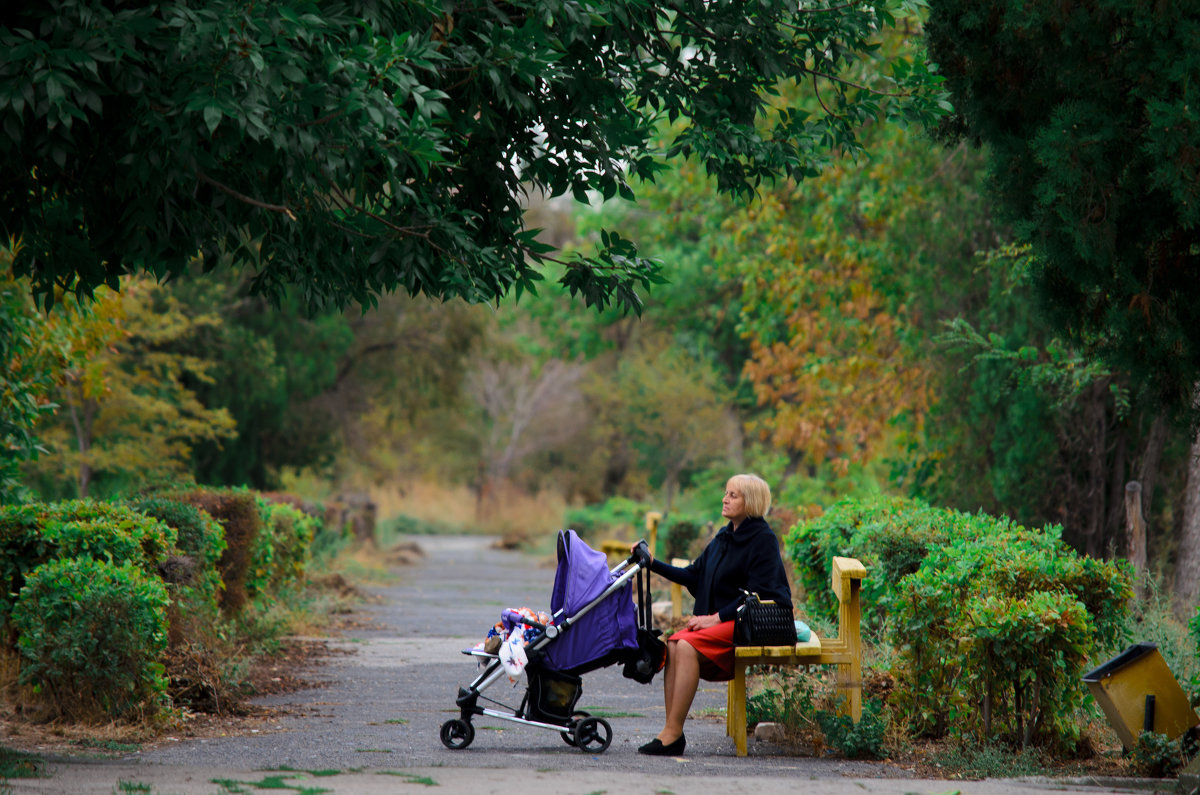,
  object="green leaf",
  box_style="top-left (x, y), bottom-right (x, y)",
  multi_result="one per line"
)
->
top-left (202, 104), bottom-right (222, 135)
